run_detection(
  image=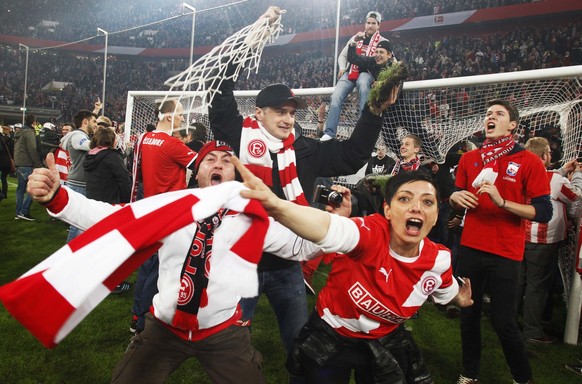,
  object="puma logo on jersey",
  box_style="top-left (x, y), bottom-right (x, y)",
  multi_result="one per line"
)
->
top-left (355, 218), bottom-right (370, 231)
top-left (379, 267), bottom-right (392, 283)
